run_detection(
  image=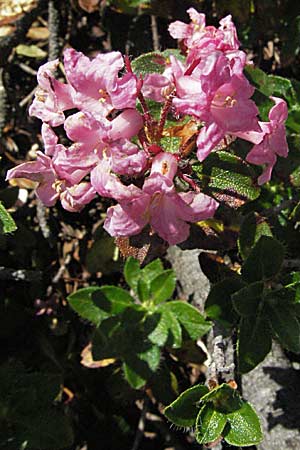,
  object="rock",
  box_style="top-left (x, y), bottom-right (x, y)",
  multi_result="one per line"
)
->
top-left (242, 342), bottom-right (300, 450)
top-left (166, 246), bottom-right (210, 313)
